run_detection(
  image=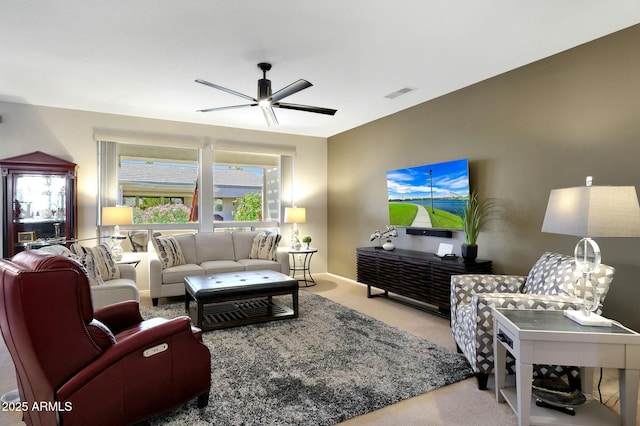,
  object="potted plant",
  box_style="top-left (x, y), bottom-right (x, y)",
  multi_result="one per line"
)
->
top-left (462, 191), bottom-right (495, 263)
top-left (302, 235), bottom-right (312, 250)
